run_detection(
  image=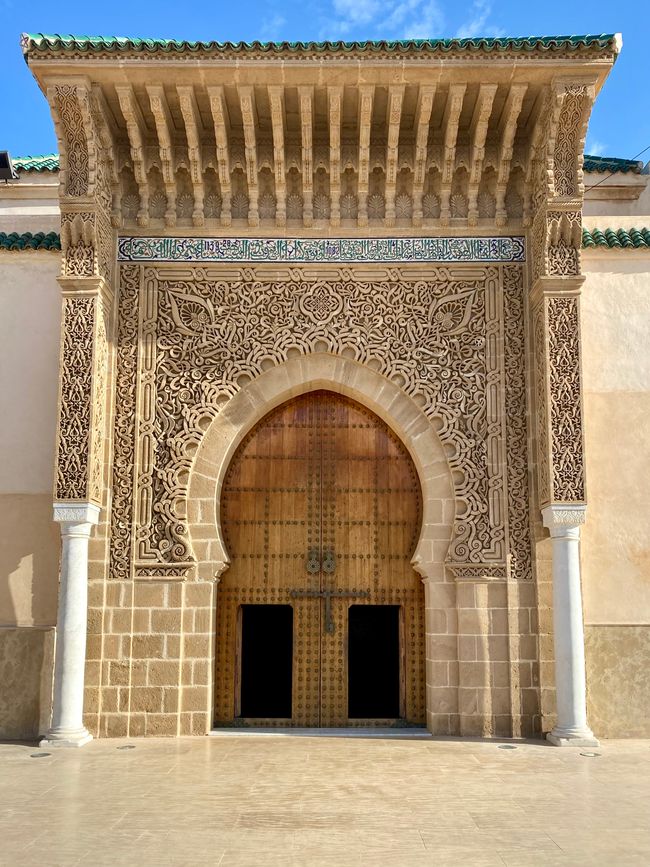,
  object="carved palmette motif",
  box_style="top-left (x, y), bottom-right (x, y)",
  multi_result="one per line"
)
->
top-left (111, 262), bottom-right (533, 580)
